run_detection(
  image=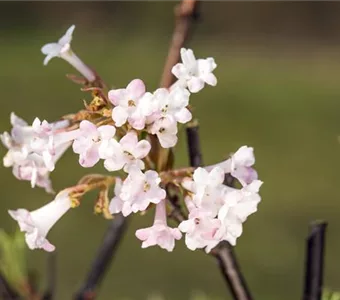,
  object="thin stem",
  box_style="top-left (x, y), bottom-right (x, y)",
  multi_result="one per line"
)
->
top-left (73, 214), bottom-right (128, 300)
top-left (160, 0), bottom-right (199, 88)
top-left (302, 221), bottom-right (327, 300)
top-left (186, 122), bottom-right (203, 168)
